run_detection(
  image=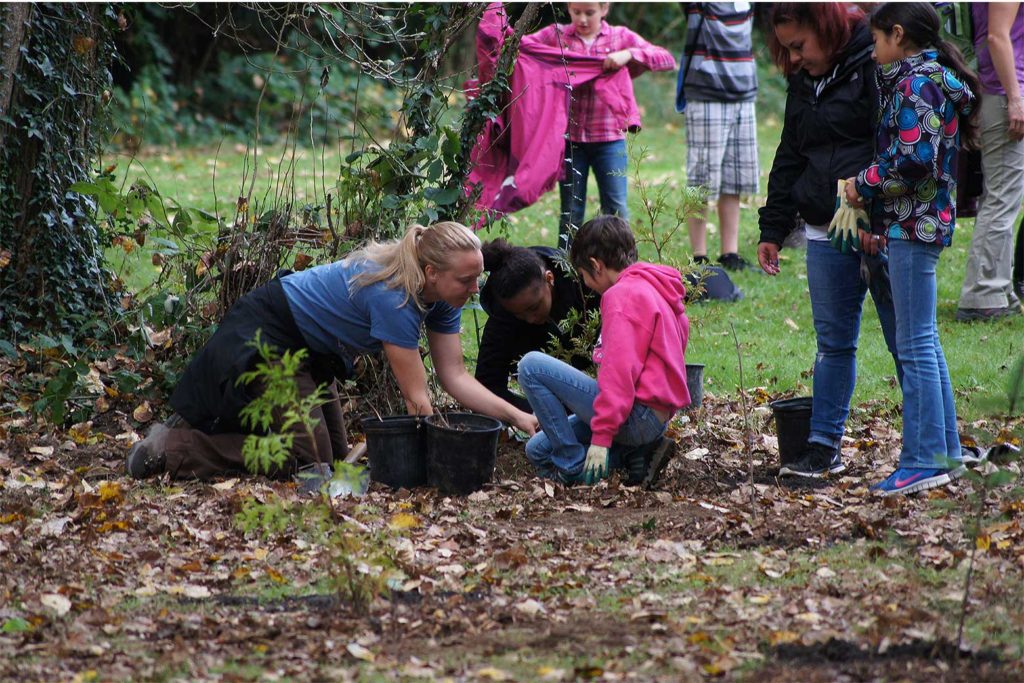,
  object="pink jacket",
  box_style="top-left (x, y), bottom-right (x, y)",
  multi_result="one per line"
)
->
top-left (590, 262), bottom-right (690, 447)
top-left (466, 3), bottom-right (674, 222)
